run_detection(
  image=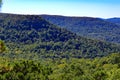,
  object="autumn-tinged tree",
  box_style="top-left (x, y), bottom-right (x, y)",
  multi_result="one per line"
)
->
top-left (0, 40), bottom-right (6, 53)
